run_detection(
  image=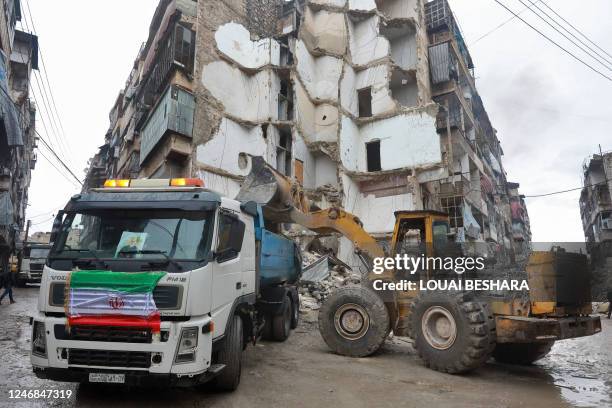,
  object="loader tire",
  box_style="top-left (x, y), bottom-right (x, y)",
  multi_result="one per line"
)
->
top-left (272, 295), bottom-right (292, 342)
top-left (318, 286), bottom-right (389, 358)
top-left (409, 292), bottom-right (496, 374)
top-left (213, 315), bottom-right (243, 391)
top-left (493, 341), bottom-right (555, 365)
